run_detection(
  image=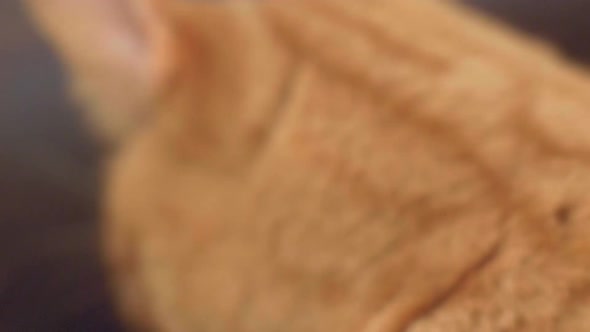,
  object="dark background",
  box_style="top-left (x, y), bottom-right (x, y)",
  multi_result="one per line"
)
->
top-left (1, 0), bottom-right (120, 330)
top-left (2, 0), bottom-right (590, 331)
